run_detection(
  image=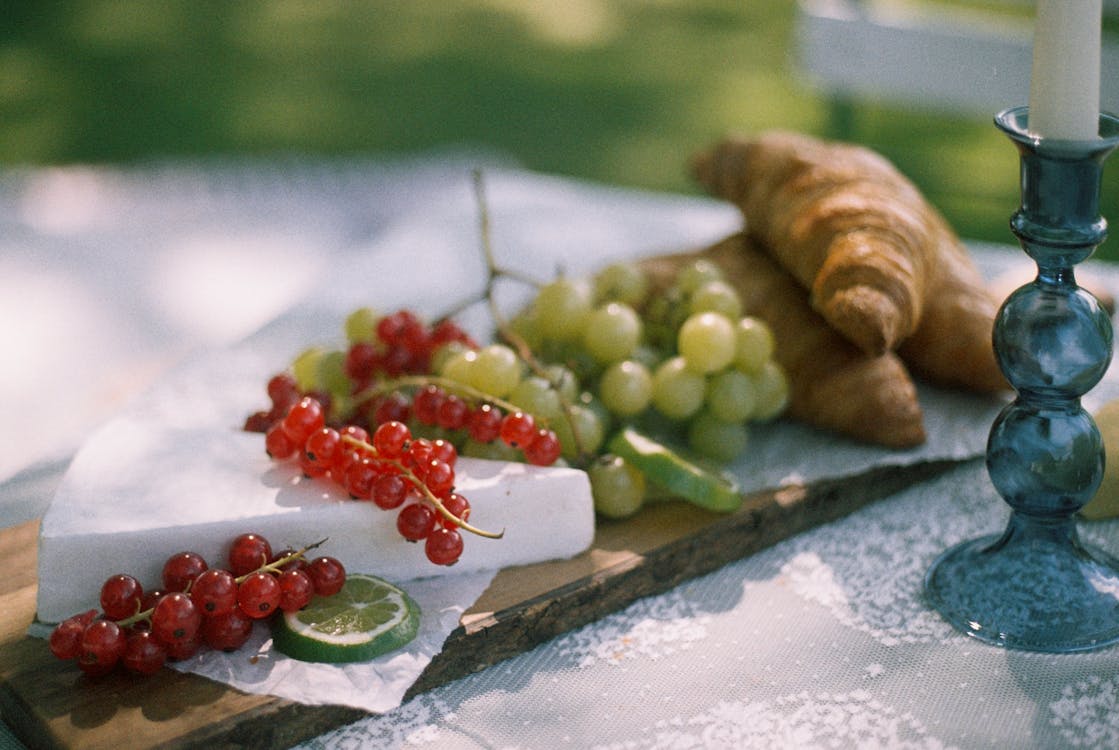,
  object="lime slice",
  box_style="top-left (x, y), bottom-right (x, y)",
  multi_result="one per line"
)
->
top-left (607, 427), bottom-right (742, 513)
top-left (271, 573), bottom-right (421, 663)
